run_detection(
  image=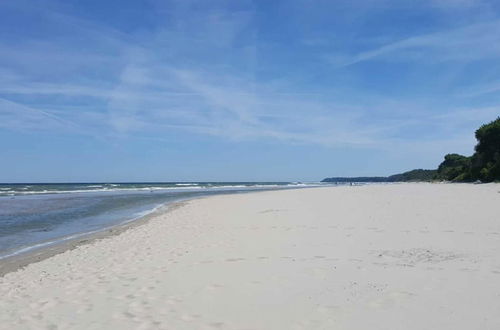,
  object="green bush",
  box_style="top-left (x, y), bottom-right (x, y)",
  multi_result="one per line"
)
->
top-left (436, 117), bottom-right (500, 182)
top-left (436, 153), bottom-right (471, 181)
